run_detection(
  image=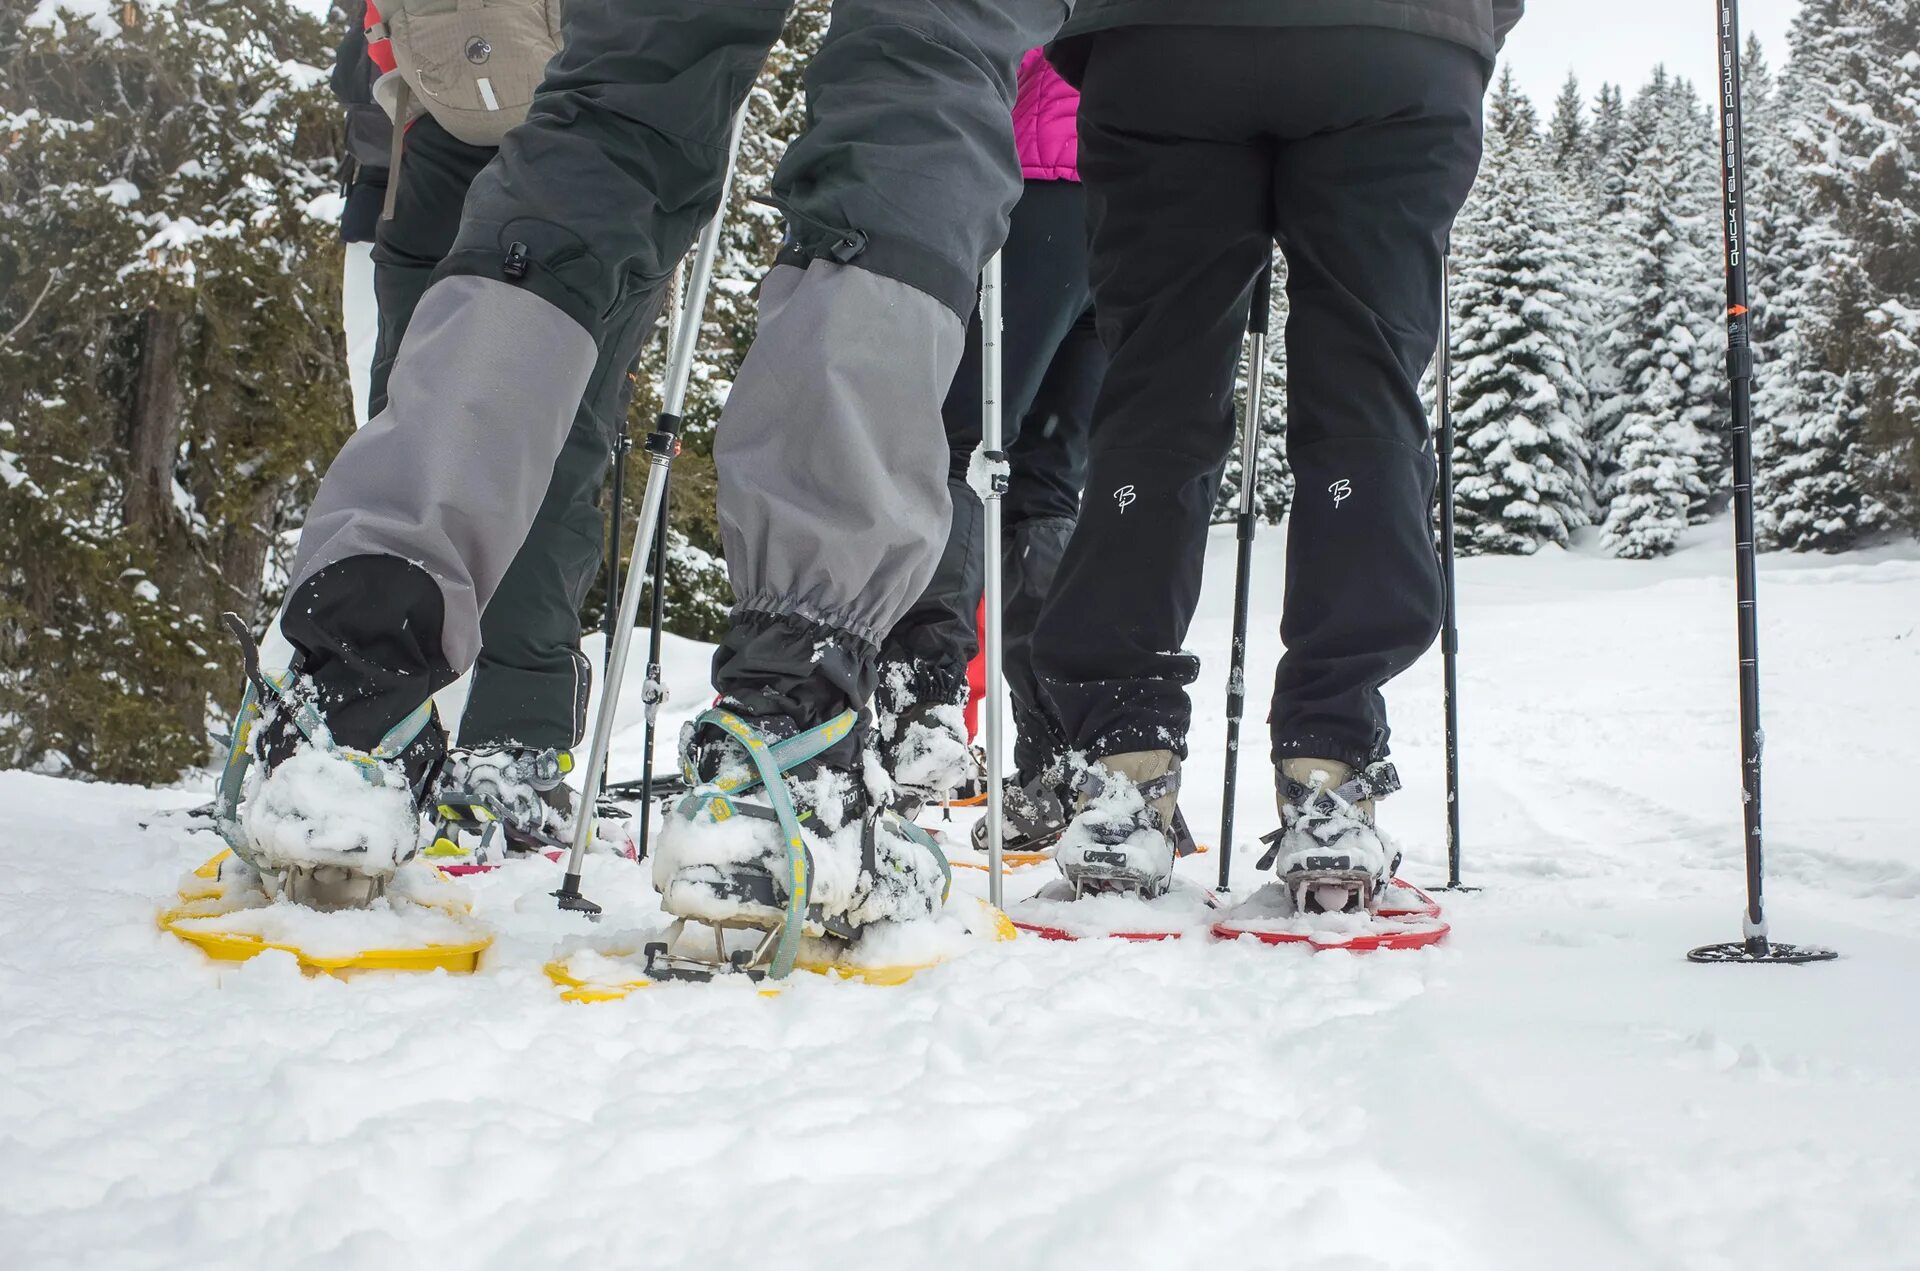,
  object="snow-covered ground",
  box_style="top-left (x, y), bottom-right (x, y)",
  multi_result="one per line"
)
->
top-left (4, 523), bottom-right (1918, 1270)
